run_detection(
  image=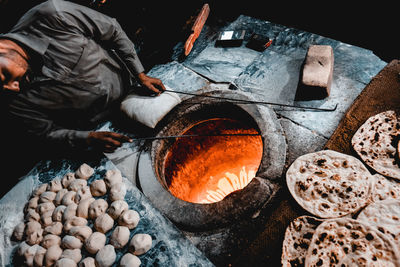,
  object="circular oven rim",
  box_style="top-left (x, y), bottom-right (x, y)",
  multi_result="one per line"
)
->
top-left (137, 88), bottom-right (287, 231)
